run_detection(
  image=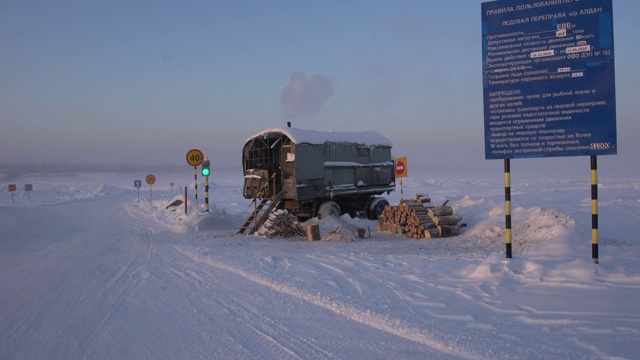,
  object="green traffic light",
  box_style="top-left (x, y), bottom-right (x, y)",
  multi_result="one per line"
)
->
top-left (201, 159), bottom-right (211, 176)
